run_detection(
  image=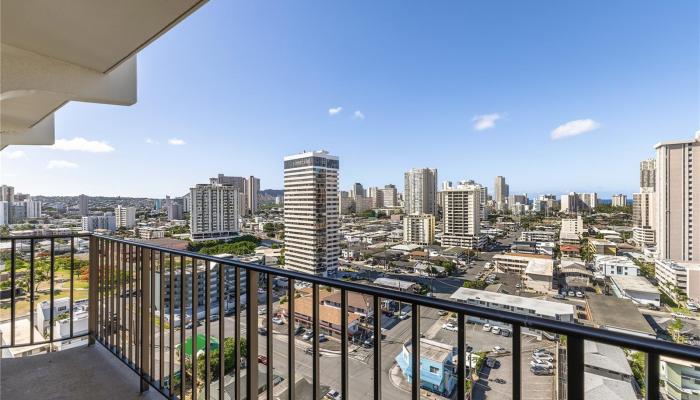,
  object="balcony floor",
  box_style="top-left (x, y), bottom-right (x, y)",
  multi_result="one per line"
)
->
top-left (1, 344), bottom-right (165, 400)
